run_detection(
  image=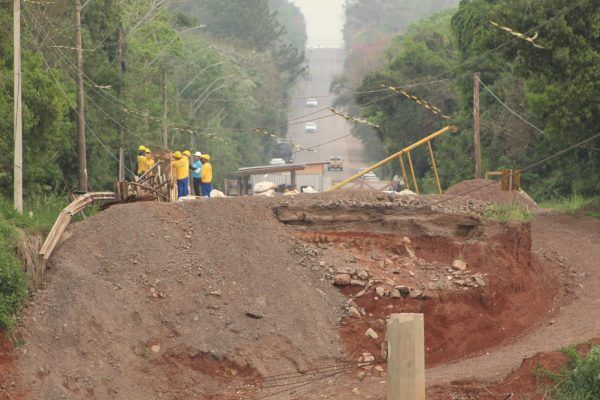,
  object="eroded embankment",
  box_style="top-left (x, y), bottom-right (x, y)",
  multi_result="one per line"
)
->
top-left (277, 202), bottom-right (558, 367)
